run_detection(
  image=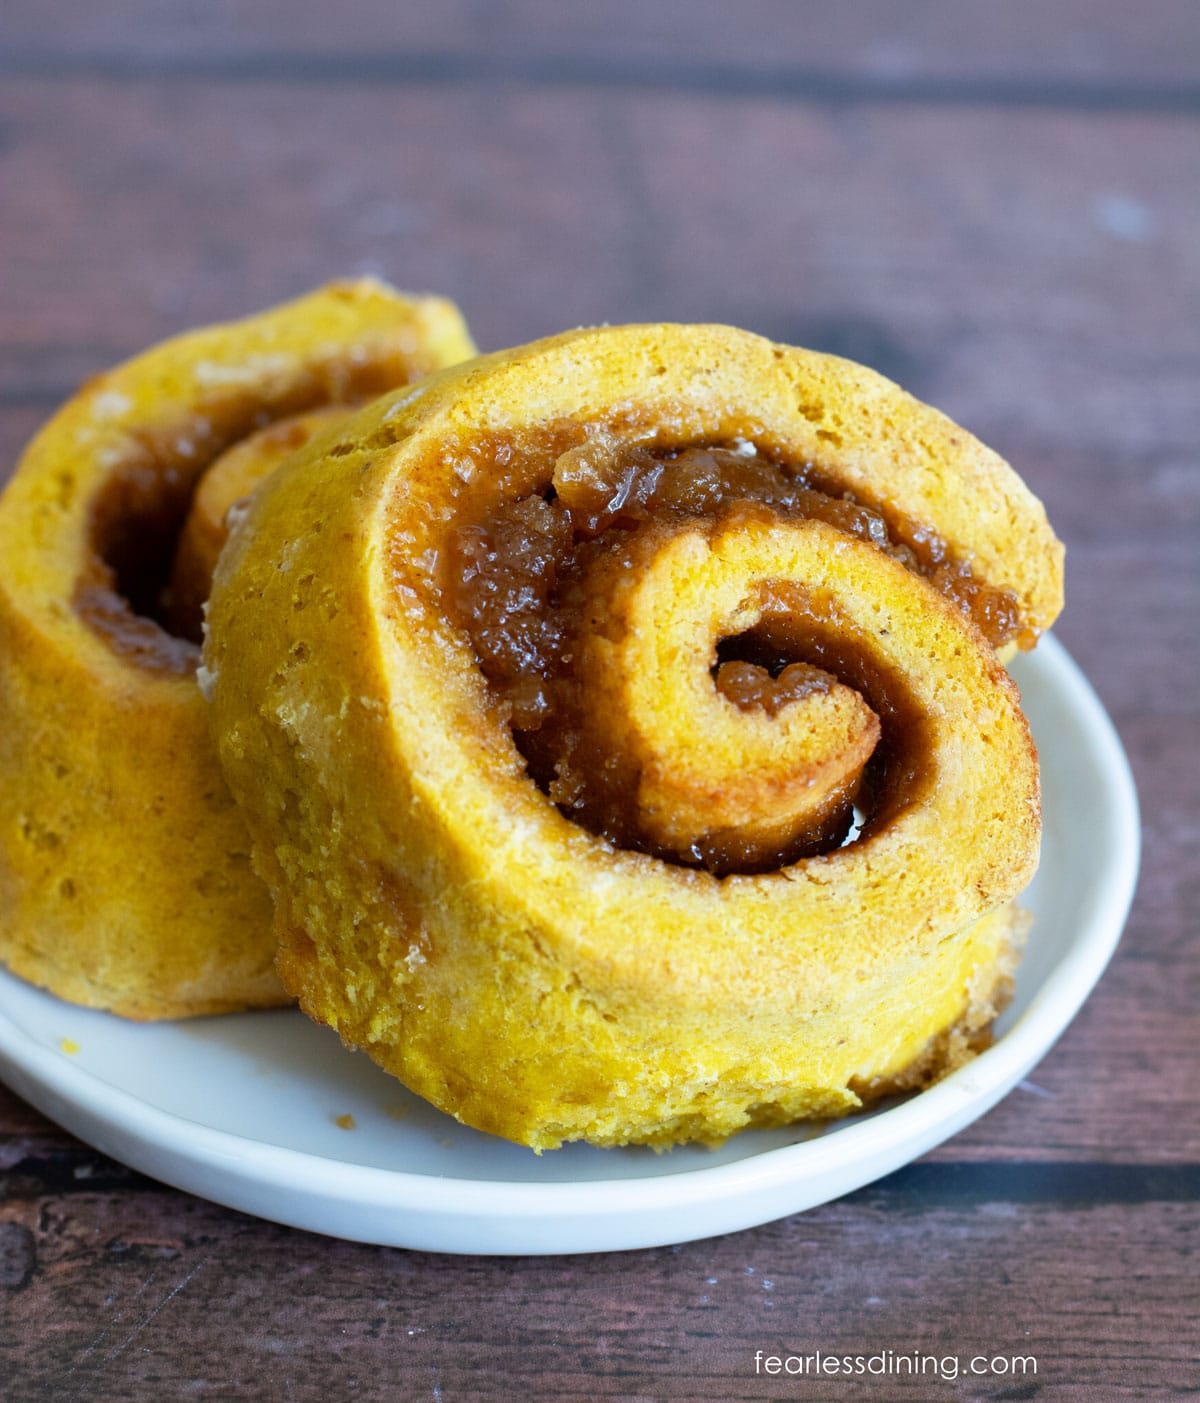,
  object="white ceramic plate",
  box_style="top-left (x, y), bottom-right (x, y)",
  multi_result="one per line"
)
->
top-left (0, 637), bottom-right (1138, 1255)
